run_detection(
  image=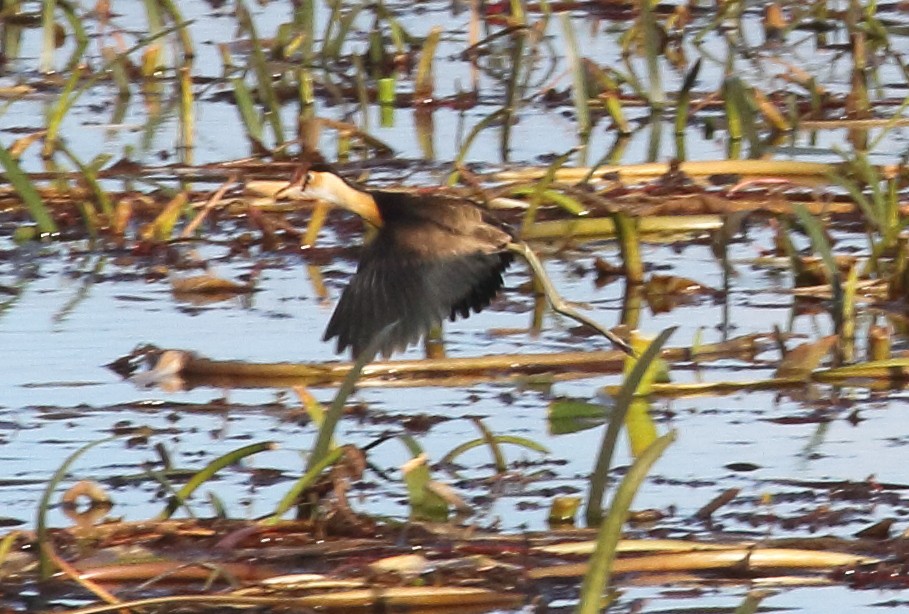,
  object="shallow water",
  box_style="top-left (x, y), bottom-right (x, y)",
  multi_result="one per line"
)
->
top-left (3, 226), bottom-right (907, 540)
